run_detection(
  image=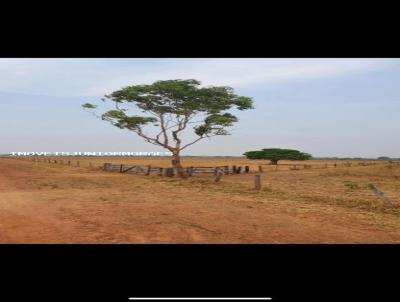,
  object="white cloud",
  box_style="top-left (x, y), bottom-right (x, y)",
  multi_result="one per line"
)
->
top-left (0, 58), bottom-right (395, 97)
